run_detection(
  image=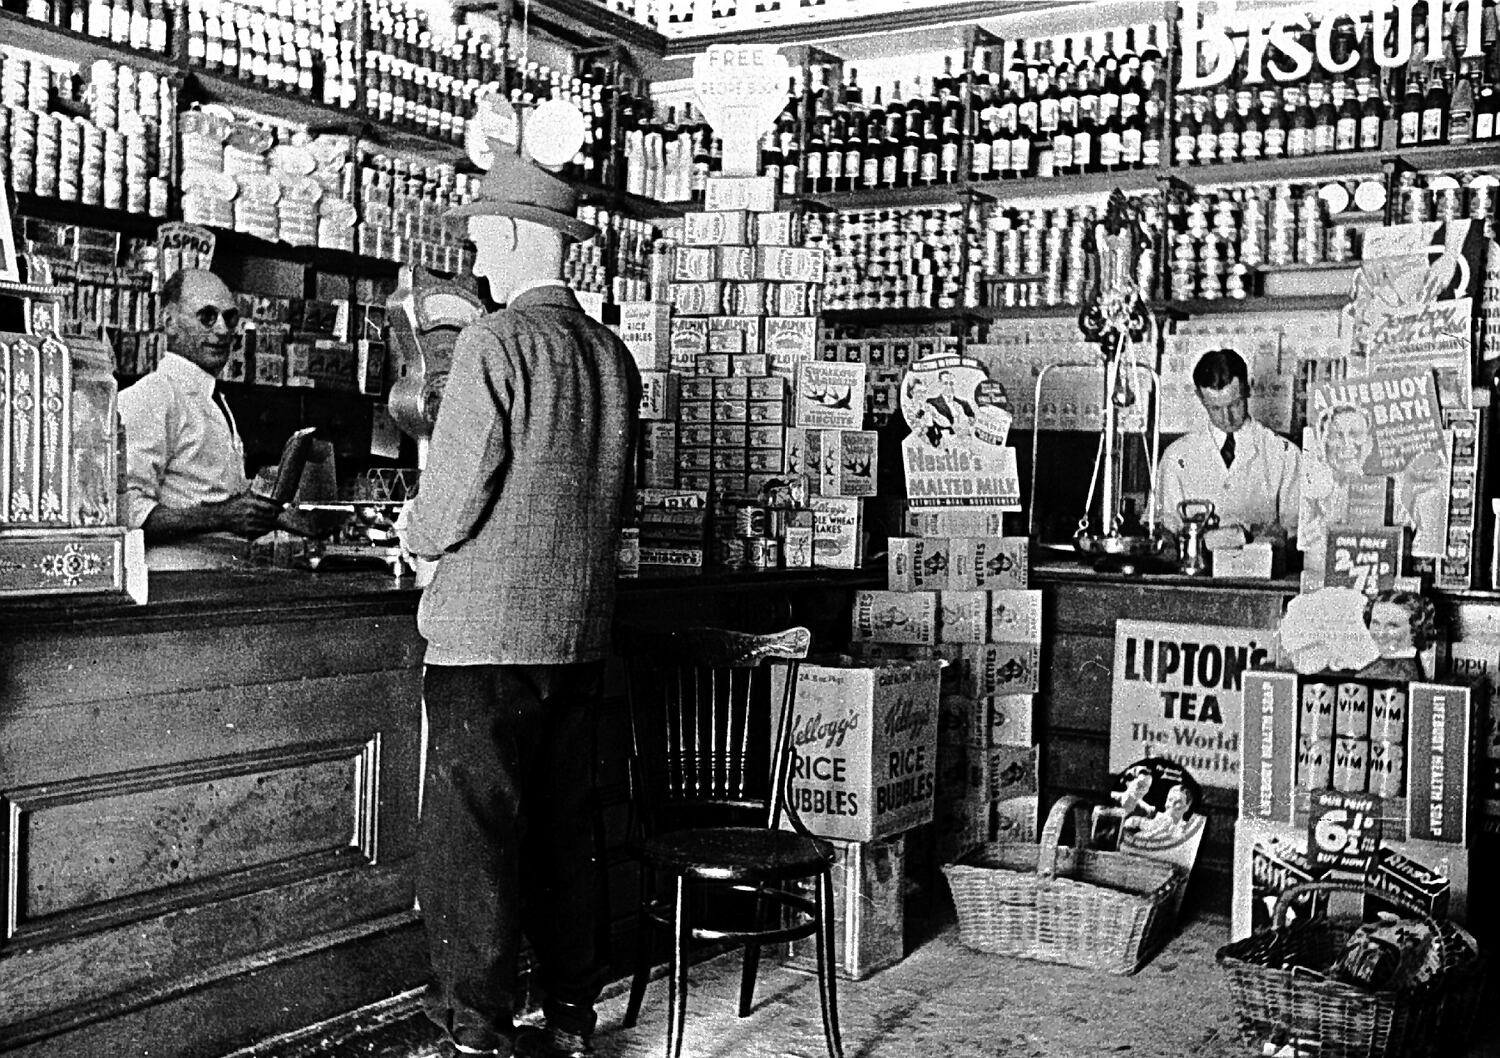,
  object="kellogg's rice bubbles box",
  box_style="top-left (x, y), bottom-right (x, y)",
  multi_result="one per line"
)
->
top-left (784, 657), bottom-right (943, 842)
